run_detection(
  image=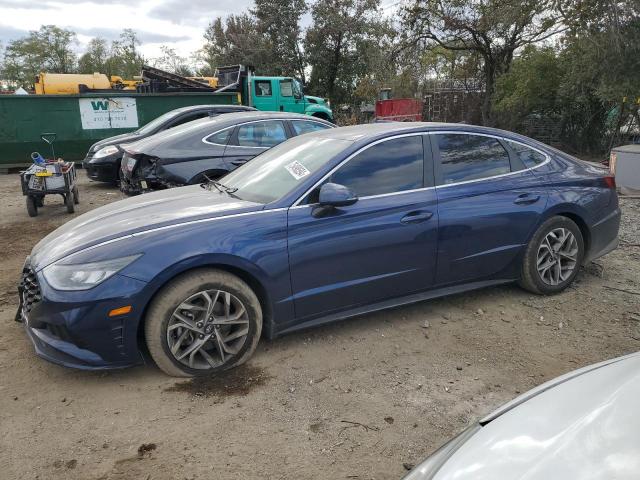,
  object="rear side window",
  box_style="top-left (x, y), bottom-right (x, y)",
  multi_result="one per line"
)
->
top-left (330, 136), bottom-right (423, 197)
top-left (206, 128), bottom-right (232, 146)
top-left (255, 80), bottom-right (272, 97)
top-left (506, 140), bottom-right (547, 168)
top-left (437, 134), bottom-right (510, 184)
top-left (291, 120), bottom-right (331, 135)
top-left (236, 121), bottom-right (287, 148)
